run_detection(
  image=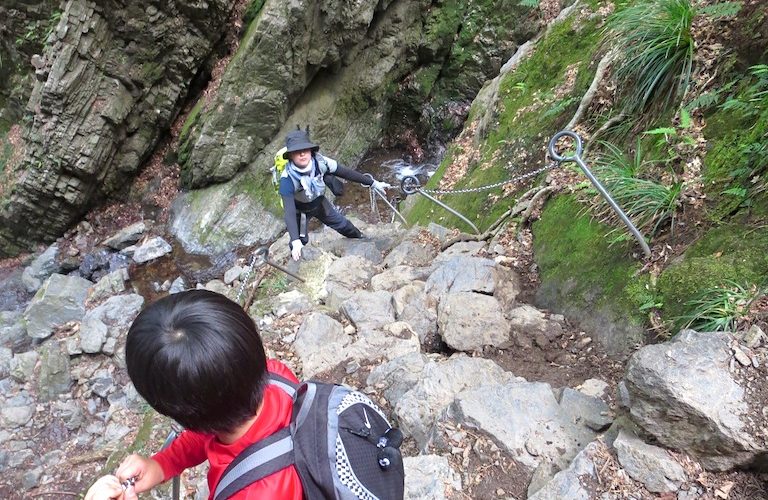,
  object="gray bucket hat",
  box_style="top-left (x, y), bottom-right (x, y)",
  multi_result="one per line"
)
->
top-left (283, 129), bottom-right (319, 159)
